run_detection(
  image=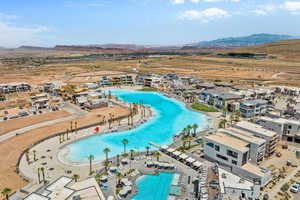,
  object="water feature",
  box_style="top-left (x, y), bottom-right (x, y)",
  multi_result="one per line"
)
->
top-left (131, 172), bottom-right (174, 200)
top-left (64, 90), bottom-right (209, 162)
